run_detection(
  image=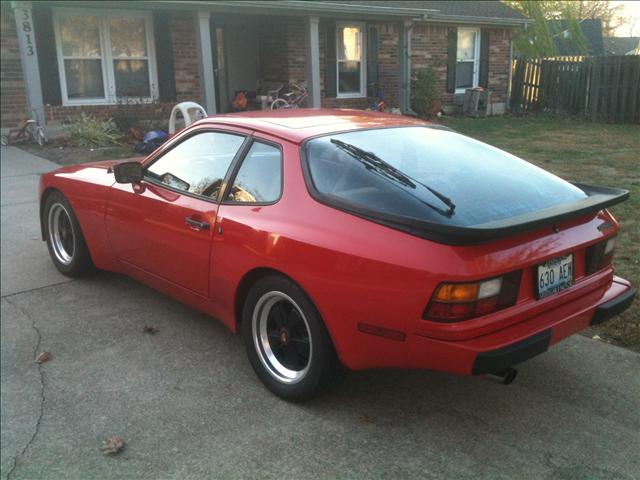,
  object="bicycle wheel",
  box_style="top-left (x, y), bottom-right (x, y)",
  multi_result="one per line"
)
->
top-left (35, 126), bottom-right (48, 147)
top-left (271, 98), bottom-right (289, 110)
